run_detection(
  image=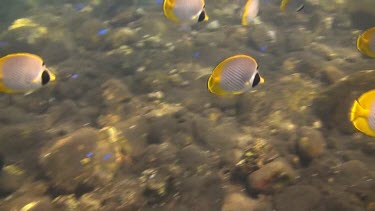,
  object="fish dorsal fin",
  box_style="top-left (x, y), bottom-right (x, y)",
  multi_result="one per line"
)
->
top-left (357, 89), bottom-right (375, 110)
